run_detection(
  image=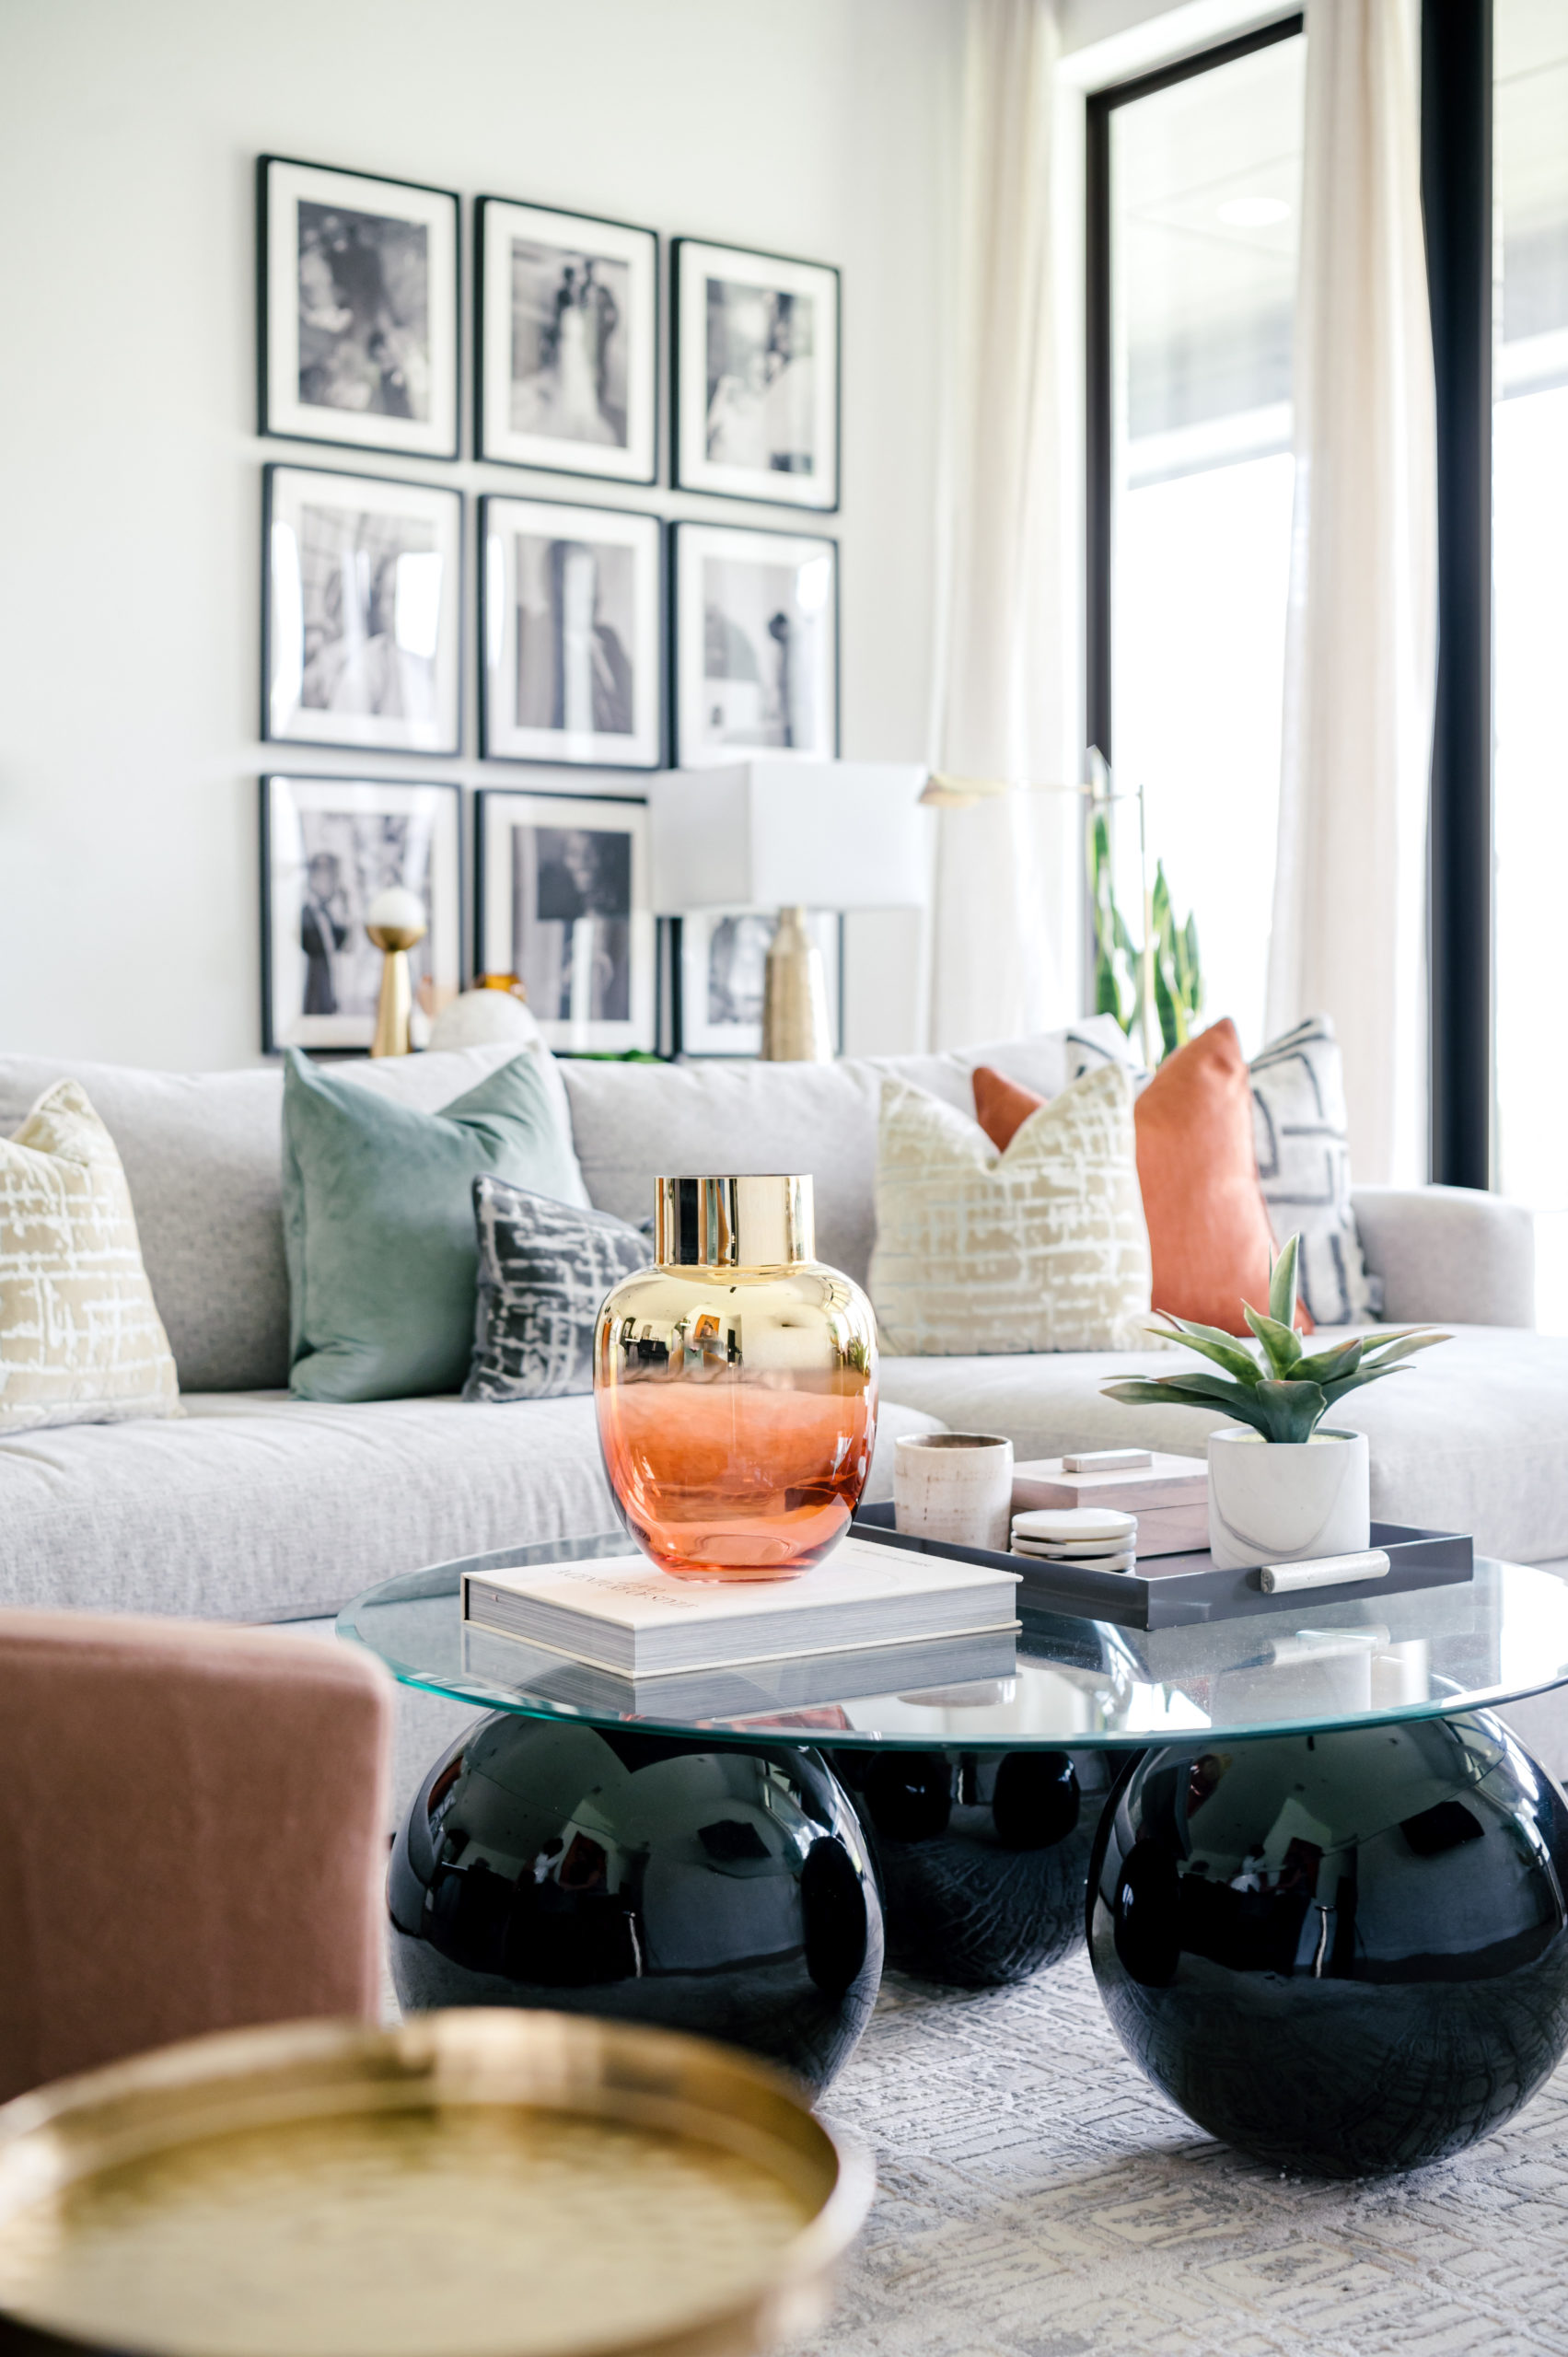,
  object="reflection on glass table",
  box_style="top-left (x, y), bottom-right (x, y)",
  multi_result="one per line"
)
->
top-left (339, 1535), bottom-right (1568, 2180)
top-left (339, 1532), bottom-right (1568, 1748)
